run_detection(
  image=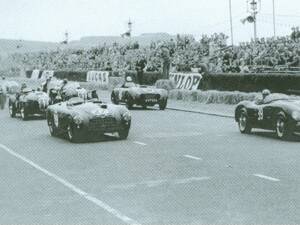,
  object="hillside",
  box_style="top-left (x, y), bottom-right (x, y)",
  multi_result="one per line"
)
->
top-left (0, 33), bottom-right (177, 55)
